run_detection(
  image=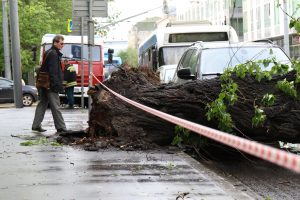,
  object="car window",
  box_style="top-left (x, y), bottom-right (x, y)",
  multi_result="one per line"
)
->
top-left (159, 46), bottom-right (189, 67)
top-left (187, 50), bottom-right (199, 75)
top-left (200, 46), bottom-right (291, 75)
top-left (0, 79), bottom-right (12, 87)
top-left (181, 49), bottom-right (195, 69)
top-left (177, 51), bottom-right (187, 68)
